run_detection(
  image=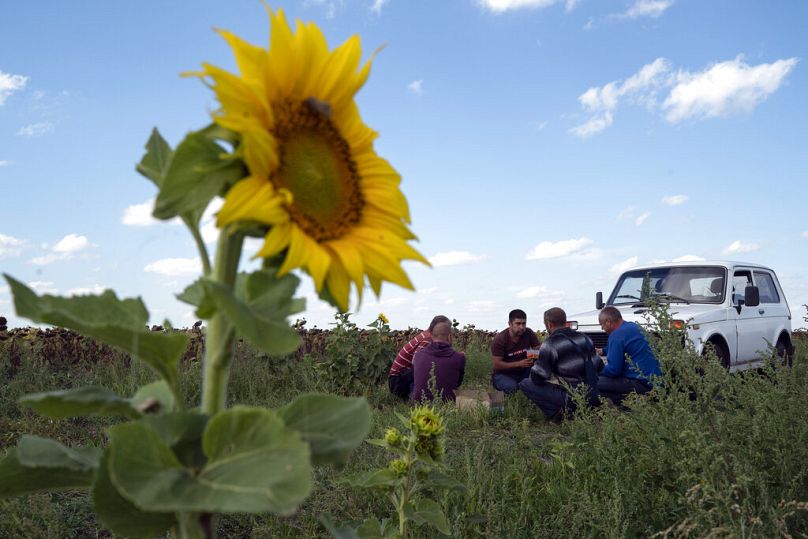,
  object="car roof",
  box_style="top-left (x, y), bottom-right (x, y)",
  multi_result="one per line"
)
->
top-left (621, 260), bottom-right (774, 272)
